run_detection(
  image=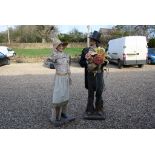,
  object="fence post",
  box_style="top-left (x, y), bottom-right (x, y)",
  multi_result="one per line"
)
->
top-left (87, 25), bottom-right (90, 47)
